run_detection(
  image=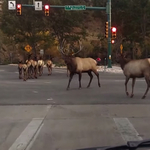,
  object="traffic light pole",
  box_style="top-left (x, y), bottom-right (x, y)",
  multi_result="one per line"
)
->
top-left (107, 0), bottom-right (112, 68)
